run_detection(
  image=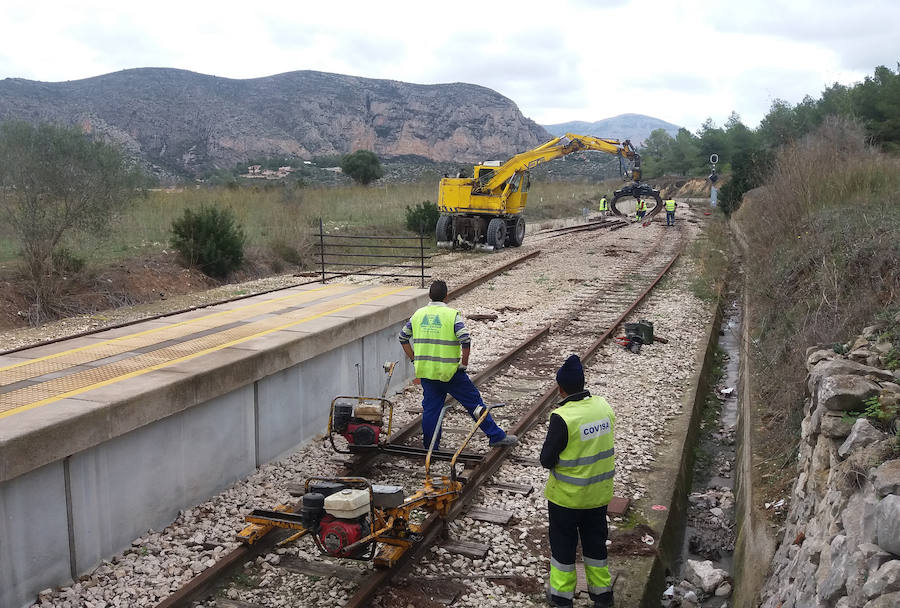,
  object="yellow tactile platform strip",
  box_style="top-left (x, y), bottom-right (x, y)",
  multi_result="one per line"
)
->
top-left (0, 283), bottom-right (352, 387)
top-left (0, 285), bottom-right (411, 419)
